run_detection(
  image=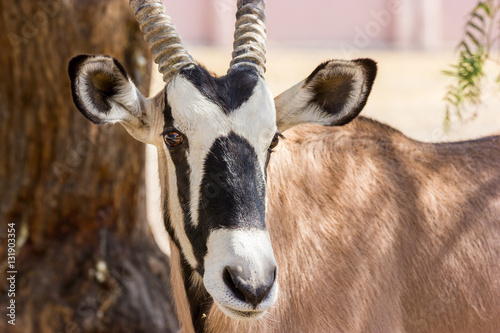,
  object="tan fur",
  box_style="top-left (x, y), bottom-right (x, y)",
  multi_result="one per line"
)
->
top-left (192, 117), bottom-right (500, 332)
top-left (169, 239), bottom-right (196, 333)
